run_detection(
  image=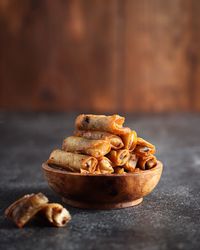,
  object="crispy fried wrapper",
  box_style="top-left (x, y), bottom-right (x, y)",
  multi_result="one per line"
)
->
top-left (48, 149), bottom-right (97, 173)
top-left (5, 193), bottom-right (49, 228)
top-left (121, 130), bottom-right (137, 151)
top-left (97, 157), bottom-right (114, 174)
top-left (107, 149), bottom-right (130, 166)
top-left (40, 203), bottom-right (71, 227)
top-left (135, 137), bottom-right (156, 156)
top-left (137, 154), bottom-right (157, 170)
top-left (123, 154), bottom-right (138, 172)
top-left (75, 114), bottom-right (131, 135)
top-left (74, 130), bottom-right (124, 150)
top-left (114, 167), bottom-right (126, 174)
top-left (62, 136), bottom-right (111, 158)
